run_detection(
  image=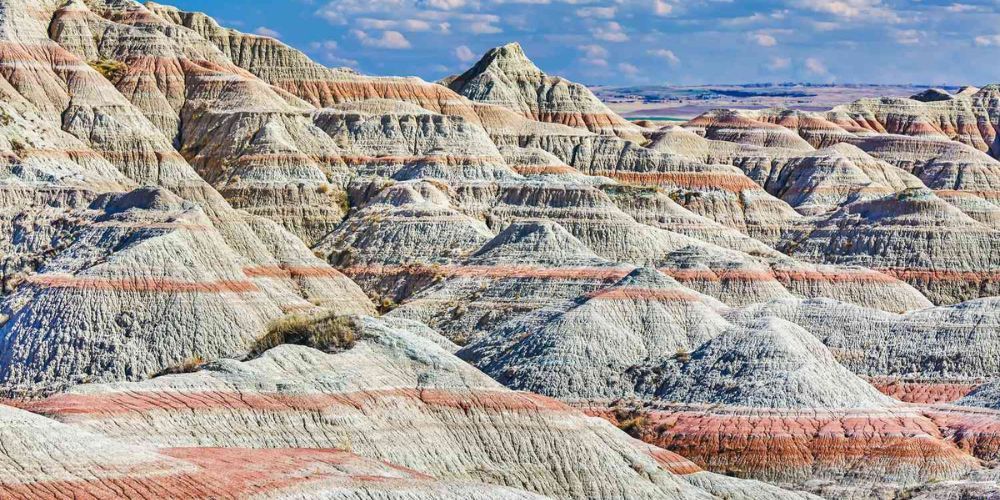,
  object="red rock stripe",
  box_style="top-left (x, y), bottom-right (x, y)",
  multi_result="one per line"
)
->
top-left (27, 388), bottom-right (572, 418)
top-left (0, 447), bottom-right (436, 499)
top-left (660, 268), bottom-right (777, 282)
top-left (229, 153), bottom-right (505, 166)
top-left (597, 171), bottom-right (762, 192)
top-left (613, 408), bottom-right (978, 480)
top-left (92, 221), bottom-right (213, 231)
top-left (881, 269), bottom-right (1000, 282)
top-left (27, 275), bottom-right (259, 293)
top-left (925, 408), bottom-right (1000, 461)
top-left (773, 269), bottom-right (902, 284)
top-left (869, 379), bottom-right (980, 404)
top-left (342, 264), bottom-right (632, 281)
top-left (243, 266), bottom-right (347, 279)
top-left (936, 189), bottom-right (1000, 200)
top-left (338, 155), bottom-right (505, 166)
top-left (587, 288), bottom-right (701, 302)
top-left (645, 447), bottom-right (703, 475)
top-left (513, 165), bottom-right (578, 175)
